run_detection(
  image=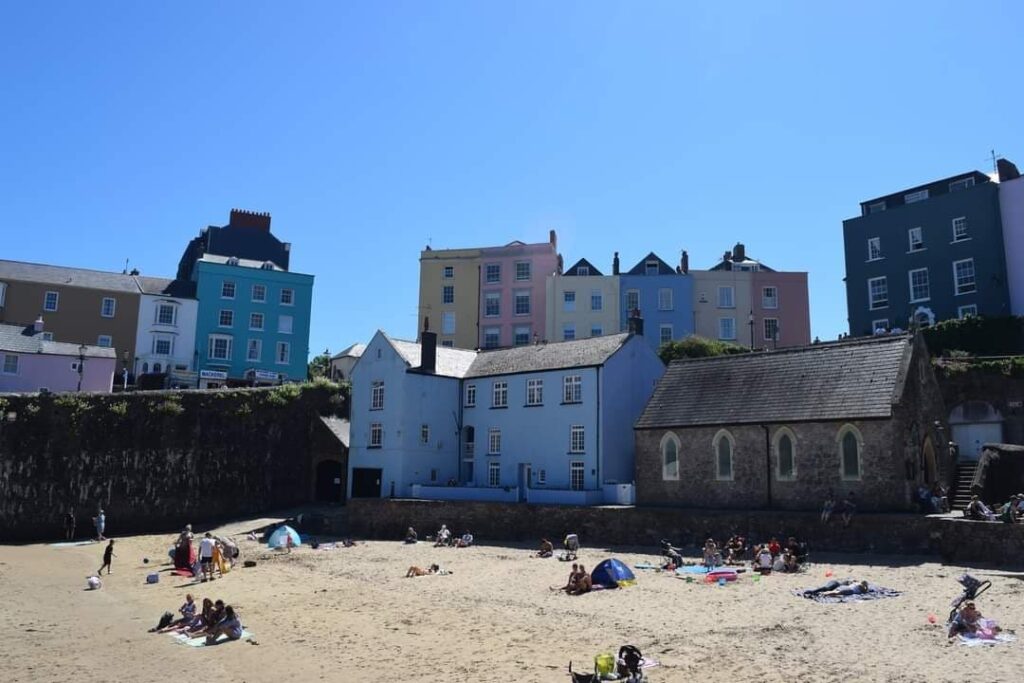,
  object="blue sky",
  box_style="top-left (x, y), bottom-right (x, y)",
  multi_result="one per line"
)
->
top-left (2, 2), bottom-right (1022, 359)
